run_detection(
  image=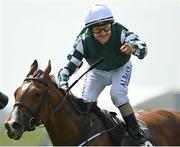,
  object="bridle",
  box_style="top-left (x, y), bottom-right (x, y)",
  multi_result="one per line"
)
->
top-left (13, 77), bottom-right (67, 131)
